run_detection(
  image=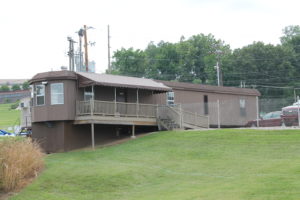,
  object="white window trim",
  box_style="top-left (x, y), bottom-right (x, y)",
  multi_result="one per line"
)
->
top-left (51, 83), bottom-right (64, 105)
top-left (35, 84), bottom-right (45, 106)
top-left (84, 86), bottom-right (94, 101)
top-left (166, 91), bottom-right (175, 105)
